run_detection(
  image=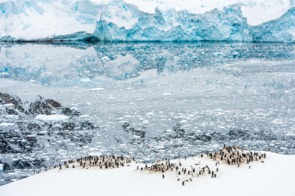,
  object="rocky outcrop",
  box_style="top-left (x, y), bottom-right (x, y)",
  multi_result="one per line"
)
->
top-left (0, 92), bottom-right (96, 180)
